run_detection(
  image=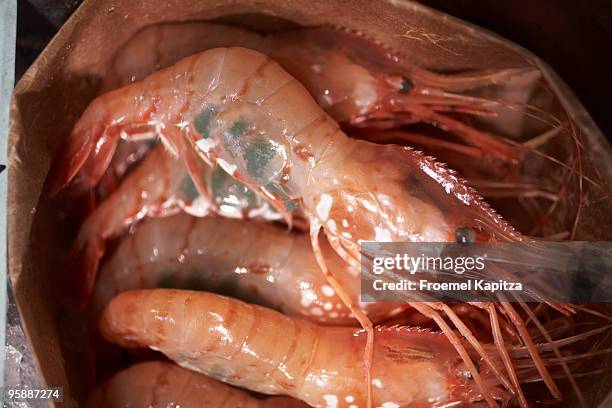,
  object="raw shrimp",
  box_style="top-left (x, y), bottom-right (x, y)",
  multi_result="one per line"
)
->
top-left (99, 289), bottom-right (511, 408)
top-left (263, 27), bottom-right (533, 162)
top-left (68, 143), bottom-right (282, 298)
top-left (165, 48), bottom-right (577, 406)
top-left (48, 22), bottom-right (531, 196)
top-left (71, 23), bottom-right (265, 198)
top-left (47, 47), bottom-right (566, 406)
top-left (64, 144), bottom-right (199, 297)
top-left (86, 361), bottom-right (308, 407)
top-left (92, 213), bottom-right (403, 325)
